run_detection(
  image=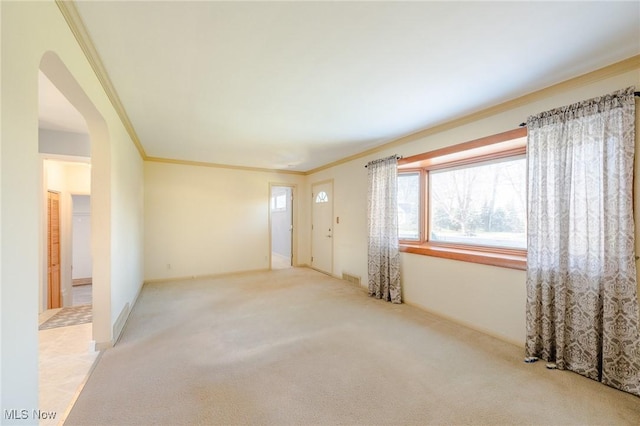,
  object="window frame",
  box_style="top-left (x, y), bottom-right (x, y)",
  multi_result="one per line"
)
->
top-left (397, 169), bottom-right (425, 241)
top-left (398, 128), bottom-right (527, 270)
